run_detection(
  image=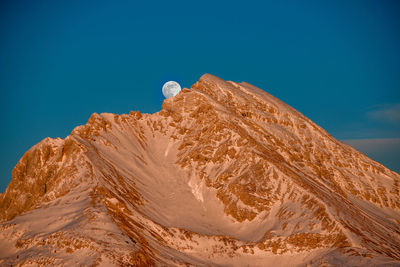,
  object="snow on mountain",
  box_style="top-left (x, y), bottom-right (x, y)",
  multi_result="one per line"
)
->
top-left (1, 74), bottom-right (400, 266)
